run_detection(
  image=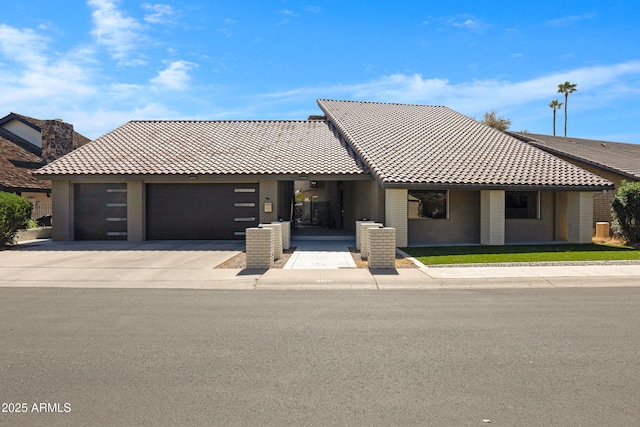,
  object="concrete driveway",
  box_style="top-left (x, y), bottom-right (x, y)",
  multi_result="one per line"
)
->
top-left (0, 240), bottom-right (258, 289)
